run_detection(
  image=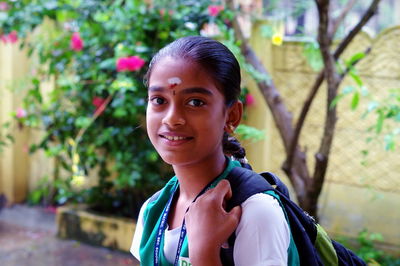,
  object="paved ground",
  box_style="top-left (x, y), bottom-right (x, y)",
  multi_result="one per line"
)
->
top-left (0, 204), bottom-right (140, 266)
